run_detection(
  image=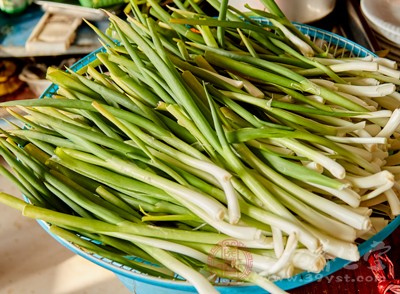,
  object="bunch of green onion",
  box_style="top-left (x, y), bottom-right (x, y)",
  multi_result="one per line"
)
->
top-left (1, 0), bottom-right (400, 293)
